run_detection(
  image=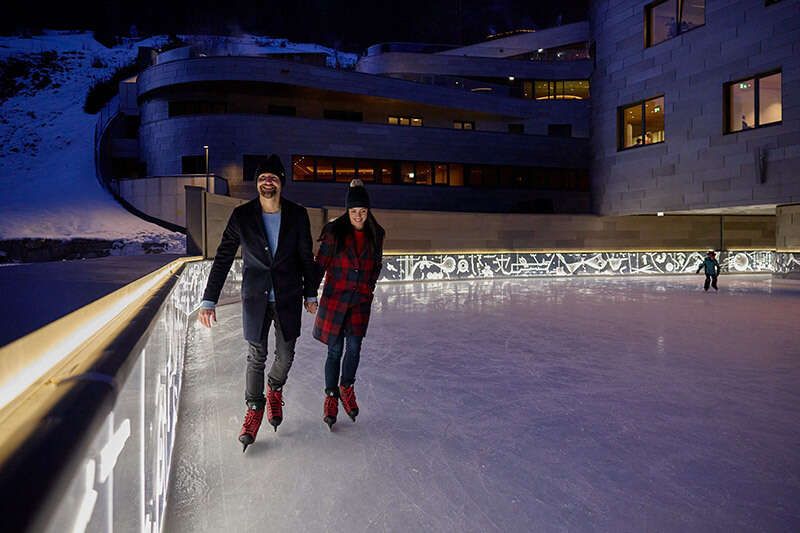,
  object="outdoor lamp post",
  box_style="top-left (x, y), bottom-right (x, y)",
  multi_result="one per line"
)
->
top-left (203, 145), bottom-right (209, 192)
